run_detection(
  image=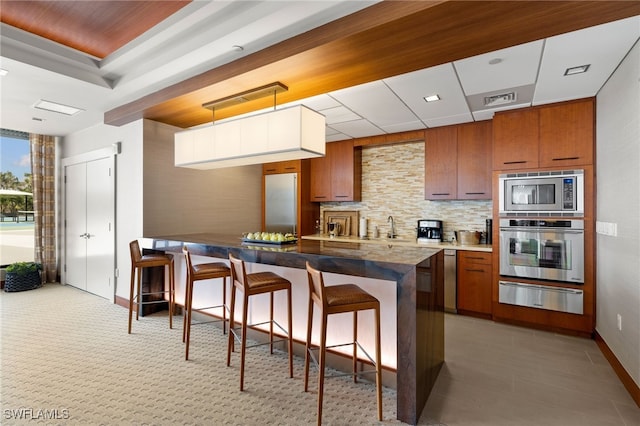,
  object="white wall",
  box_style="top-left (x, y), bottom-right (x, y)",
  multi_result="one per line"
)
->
top-left (61, 120), bottom-right (144, 300)
top-left (596, 40), bottom-right (640, 386)
top-left (141, 120), bottom-right (262, 236)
